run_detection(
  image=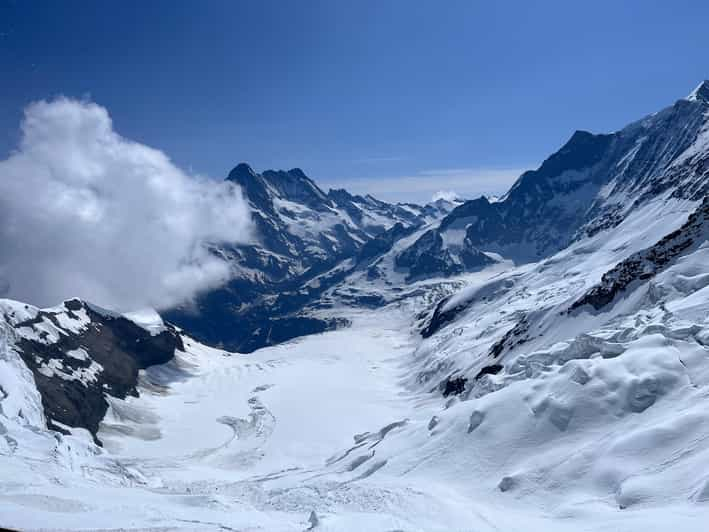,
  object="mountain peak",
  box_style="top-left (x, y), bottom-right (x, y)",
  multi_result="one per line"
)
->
top-left (687, 80), bottom-right (709, 103)
top-left (287, 168), bottom-right (308, 179)
top-left (227, 162), bottom-right (258, 182)
top-left (569, 129), bottom-right (595, 140)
